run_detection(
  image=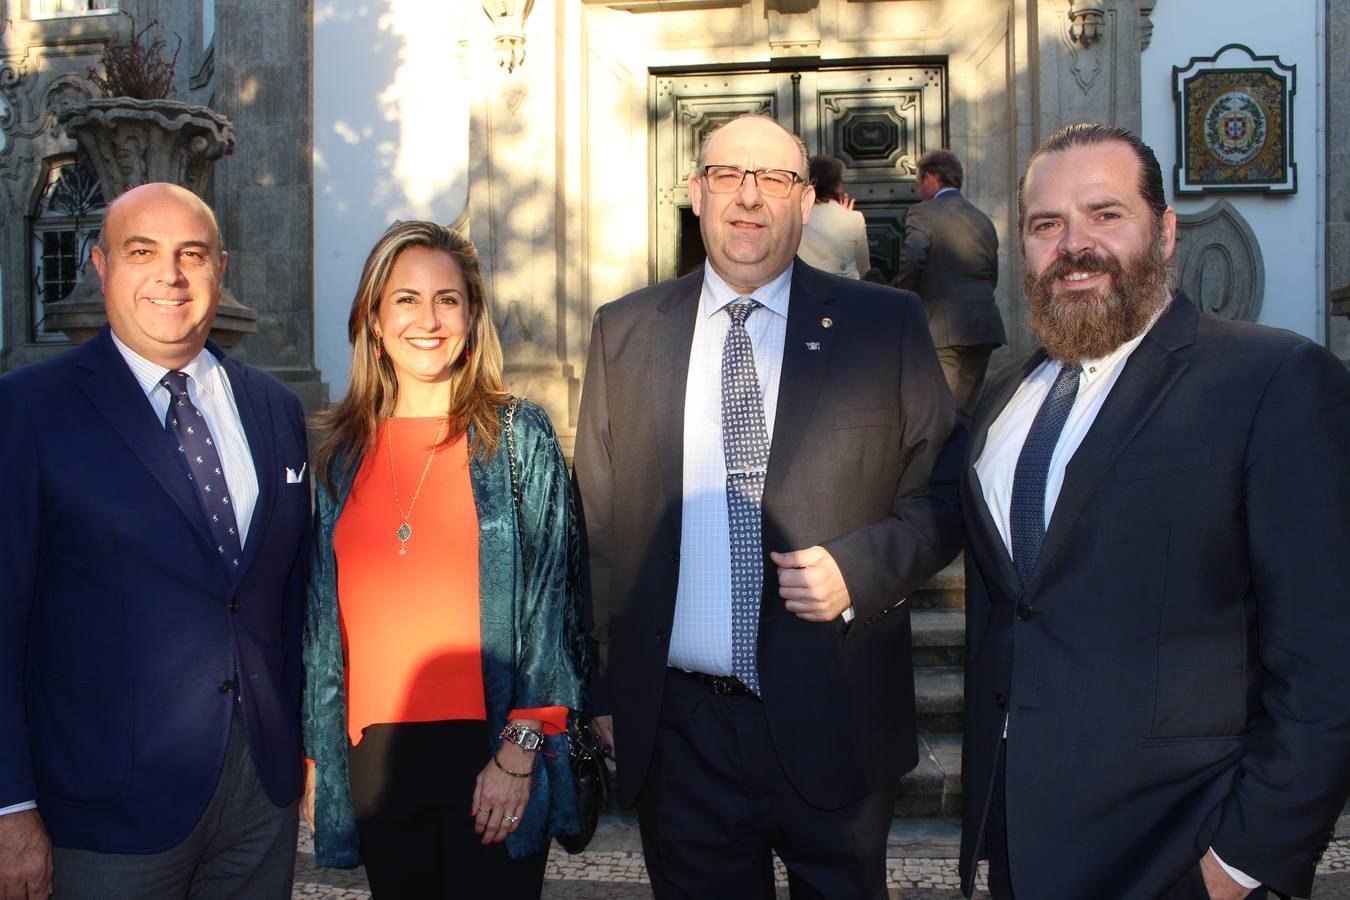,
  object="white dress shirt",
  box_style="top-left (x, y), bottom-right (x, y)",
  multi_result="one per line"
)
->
top-left (972, 299), bottom-right (1259, 890)
top-left (0, 337), bottom-right (260, 820)
top-left (111, 332), bottom-right (259, 545)
top-left (666, 262), bottom-right (792, 676)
